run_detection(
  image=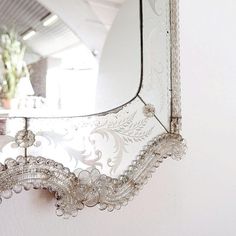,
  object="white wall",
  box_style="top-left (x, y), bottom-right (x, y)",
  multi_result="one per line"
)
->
top-left (0, 0), bottom-right (236, 235)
